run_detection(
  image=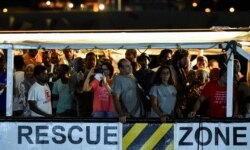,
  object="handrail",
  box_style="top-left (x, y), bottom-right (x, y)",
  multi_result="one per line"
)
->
top-left (0, 117), bottom-right (249, 123)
